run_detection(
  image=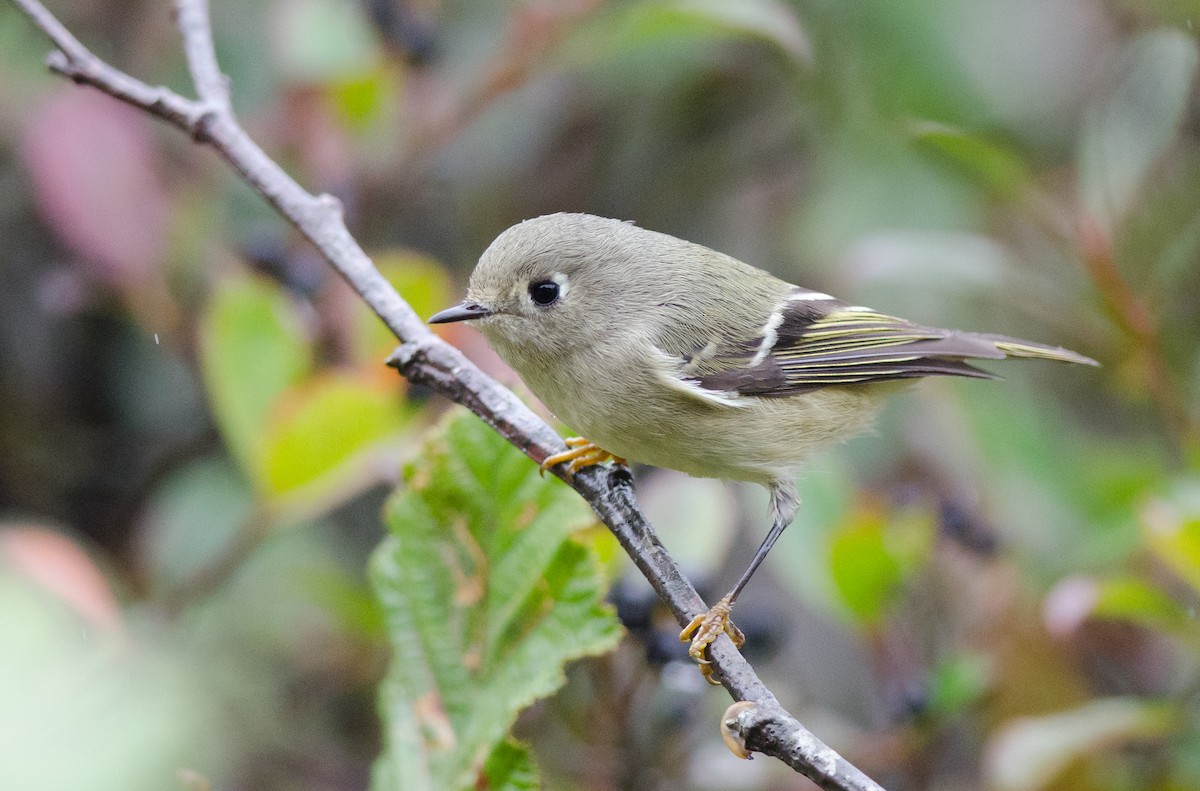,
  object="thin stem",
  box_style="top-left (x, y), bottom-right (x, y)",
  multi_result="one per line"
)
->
top-left (8, 2), bottom-right (886, 788)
